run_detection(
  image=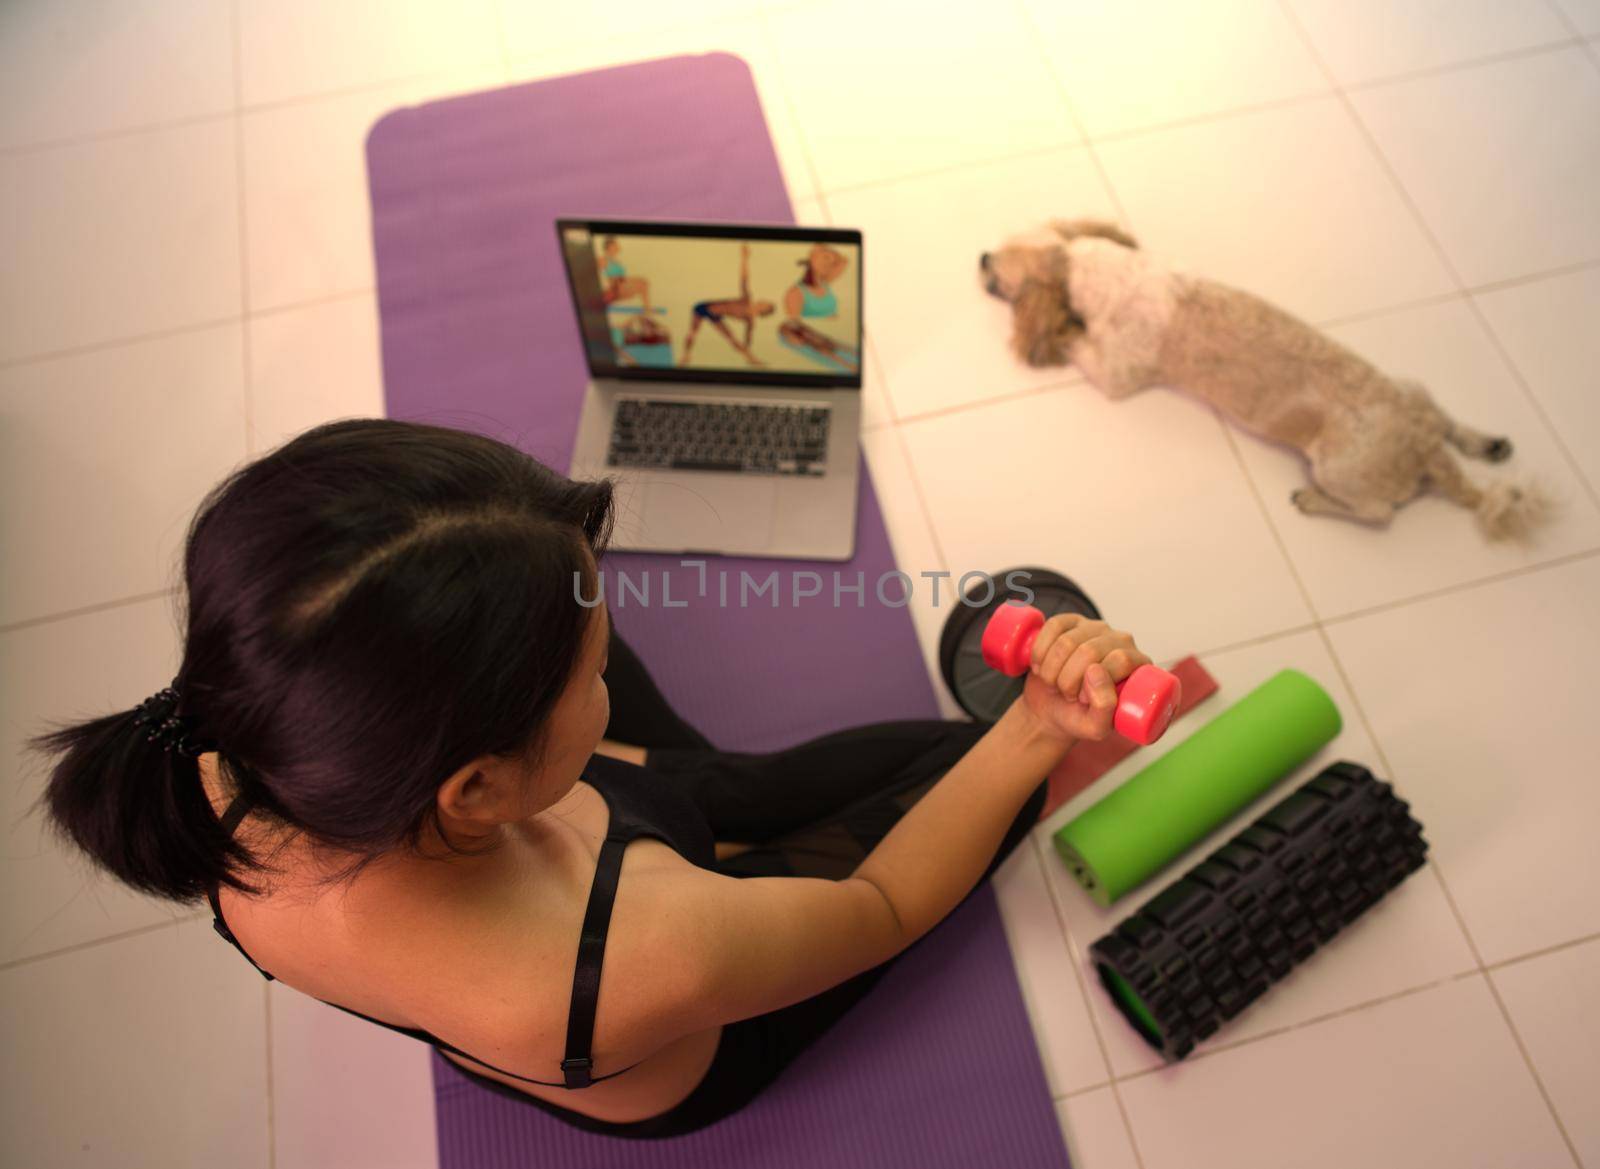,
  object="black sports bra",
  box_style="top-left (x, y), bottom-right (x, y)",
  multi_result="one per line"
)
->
top-left (205, 753), bottom-right (717, 1090)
